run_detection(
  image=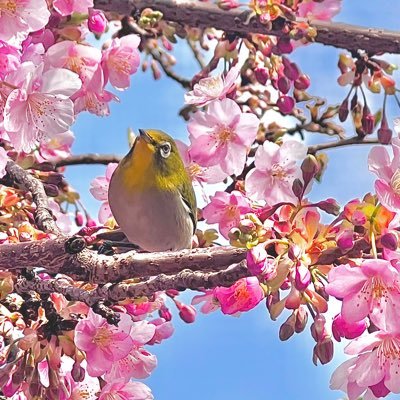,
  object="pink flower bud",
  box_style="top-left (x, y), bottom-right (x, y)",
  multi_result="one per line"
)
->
top-left (350, 91), bottom-right (358, 110)
top-left (332, 313), bottom-right (367, 342)
top-left (75, 211), bottom-right (84, 227)
top-left (279, 313), bottom-right (295, 341)
top-left (301, 155), bottom-right (319, 187)
top-left (381, 232), bottom-right (398, 251)
top-left (294, 306), bottom-right (308, 333)
top-left (336, 229), bottom-right (354, 251)
top-left (86, 218), bottom-right (97, 228)
top-left (313, 338), bottom-right (334, 365)
top-left (88, 9), bottom-right (107, 35)
top-left (277, 76), bottom-right (291, 94)
top-left (315, 198), bottom-right (340, 216)
top-left (276, 37), bottom-right (293, 54)
top-left (338, 98), bottom-right (349, 122)
top-left (294, 264), bottom-right (311, 291)
top-left (362, 106), bottom-right (375, 134)
top-left (351, 210), bottom-right (366, 226)
top-left (161, 36), bottom-right (173, 51)
top-left (71, 362), bottom-right (85, 382)
top-left (276, 95), bottom-right (295, 115)
top-left (166, 289), bottom-right (180, 297)
top-left (378, 126), bottom-right (392, 144)
top-left (282, 57), bottom-right (299, 80)
top-left (292, 178), bottom-right (304, 199)
top-left (159, 306), bottom-right (172, 321)
top-left (254, 66), bottom-right (269, 85)
top-left (294, 74), bottom-right (310, 90)
top-left (176, 301), bottom-right (196, 323)
top-left (216, 0), bottom-right (240, 10)
top-left (246, 244), bottom-right (267, 275)
top-left (310, 314), bottom-right (328, 342)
